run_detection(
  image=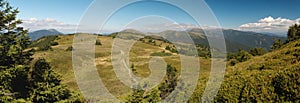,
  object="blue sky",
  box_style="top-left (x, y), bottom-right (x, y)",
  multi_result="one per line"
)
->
top-left (7, 0), bottom-right (300, 35)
